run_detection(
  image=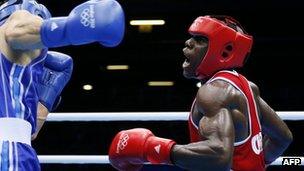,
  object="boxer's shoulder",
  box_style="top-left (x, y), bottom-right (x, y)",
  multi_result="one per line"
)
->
top-left (196, 80), bottom-right (237, 115)
top-left (248, 81), bottom-right (260, 96)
